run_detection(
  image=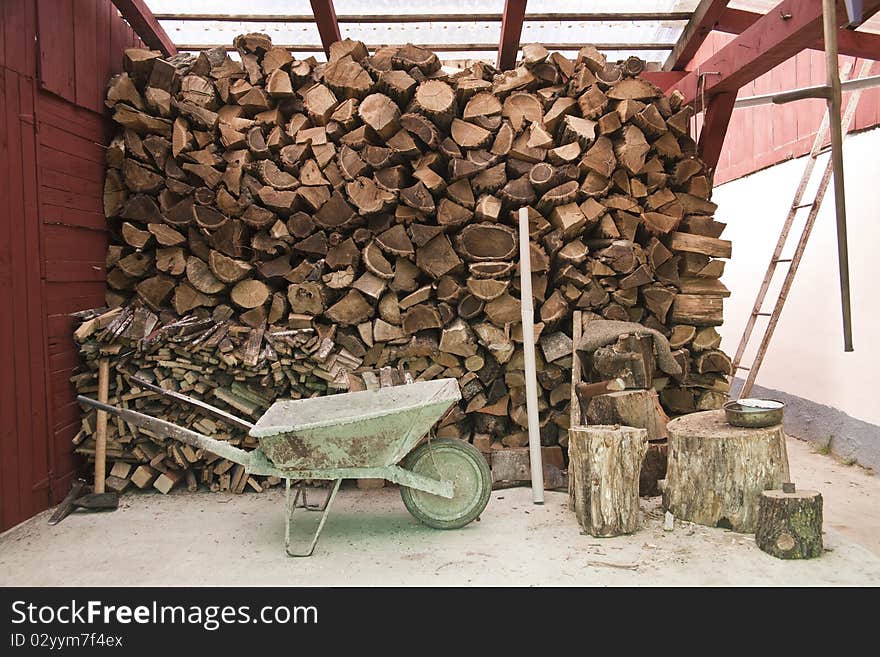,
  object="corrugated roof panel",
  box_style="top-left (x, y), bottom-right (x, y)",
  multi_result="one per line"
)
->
top-left (147, 0), bottom-right (702, 62)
